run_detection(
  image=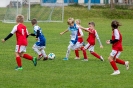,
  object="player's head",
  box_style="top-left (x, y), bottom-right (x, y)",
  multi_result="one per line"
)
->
top-left (16, 15), bottom-right (24, 23)
top-left (111, 20), bottom-right (121, 29)
top-left (75, 19), bottom-right (81, 25)
top-left (31, 18), bottom-right (37, 25)
top-left (67, 17), bottom-right (74, 26)
top-left (88, 22), bottom-right (95, 29)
